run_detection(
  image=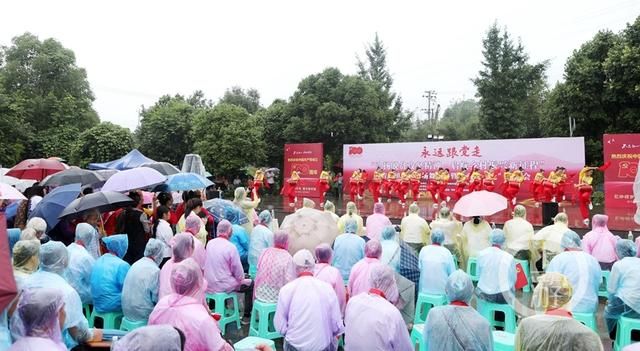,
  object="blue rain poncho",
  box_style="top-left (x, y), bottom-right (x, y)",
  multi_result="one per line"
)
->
top-left (605, 240), bottom-right (640, 331)
top-left (546, 250), bottom-right (601, 313)
top-left (230, 224), bottom-right (249, 267)
top-left (333, 231), bottom-right (366, 282)
top-left (477, 245), bottom-right (516, 297)
top-left (380, 226), bottom-right (401, 272)
top-left (21, 241), bottom-right (92, 349)
top-left (249, 223), bottom-right (274, 272)
top-left (418, 231), bottom-right (456, 295)
top-left (121, 239), bottom-right (163, 322)
top-left (423, 270), bottom-right (493, 351)
top-left (64, 242), bottom-right (96, 305)
top-left (90, 234), bottom-right (131, 313)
